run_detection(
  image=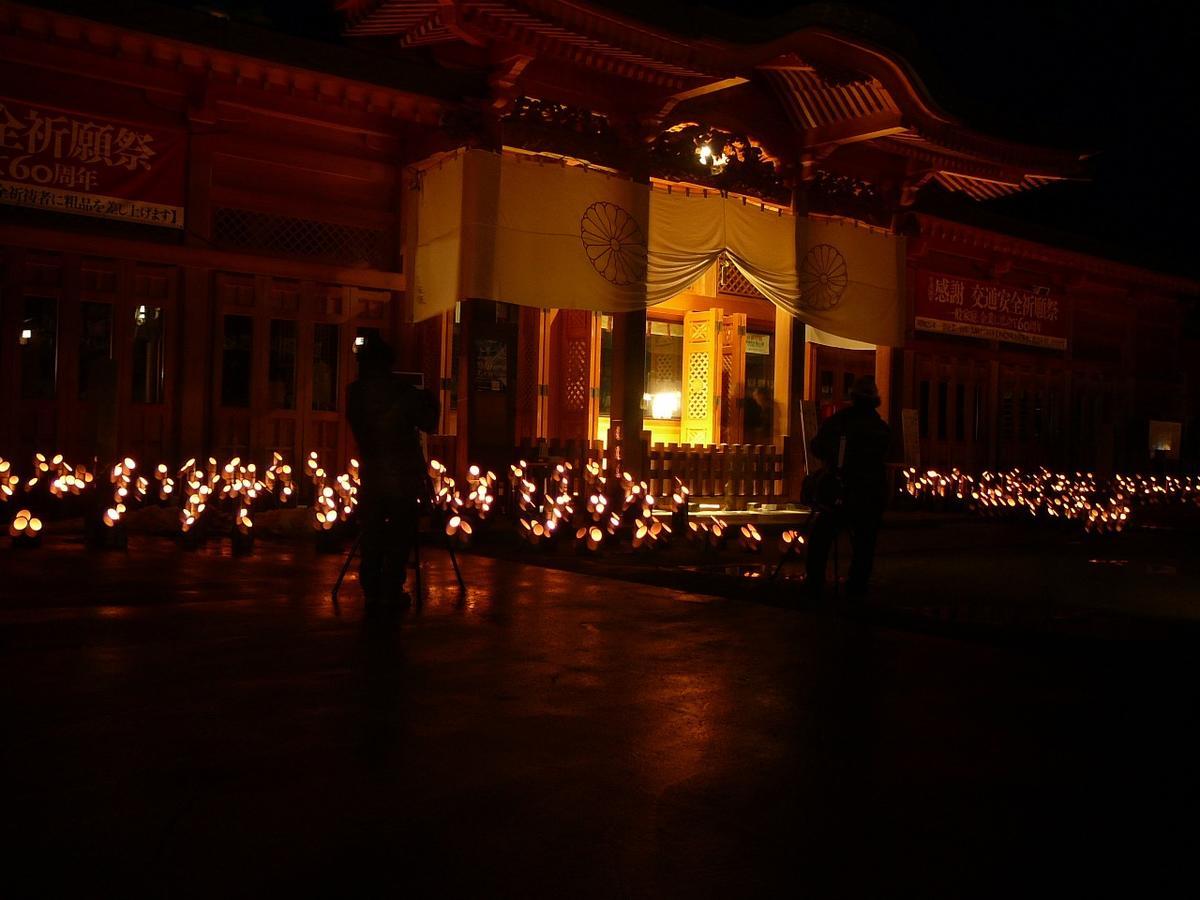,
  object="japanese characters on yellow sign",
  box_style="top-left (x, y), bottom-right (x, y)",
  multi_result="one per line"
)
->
top-left (0, 98), bottom-right (185, 229)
